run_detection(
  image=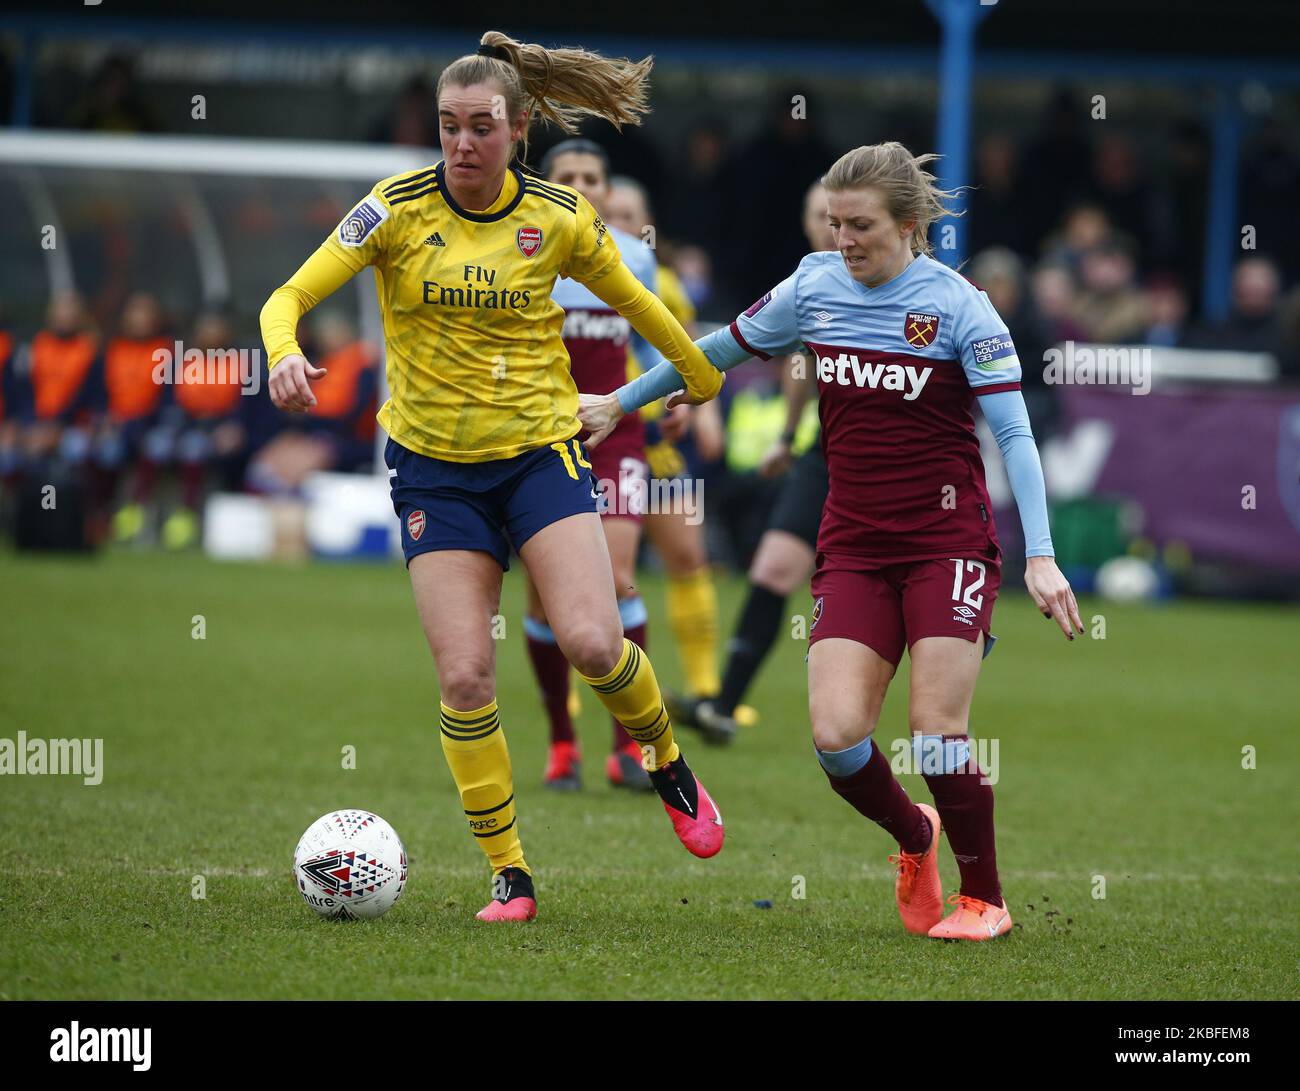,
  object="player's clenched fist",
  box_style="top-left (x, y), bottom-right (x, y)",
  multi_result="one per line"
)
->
top-left (269, 353), bottom-right (328, 413)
